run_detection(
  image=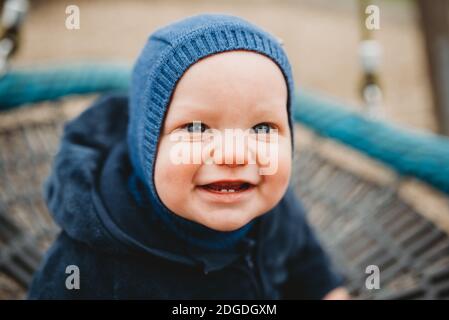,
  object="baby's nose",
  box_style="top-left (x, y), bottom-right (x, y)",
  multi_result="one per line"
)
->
top-left (215, 129), bottom-right (254, 167)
